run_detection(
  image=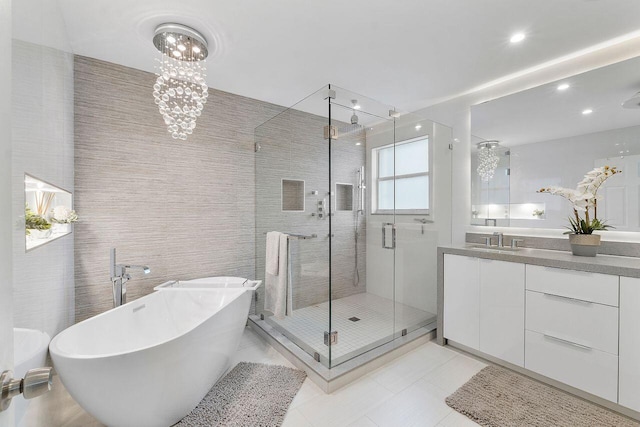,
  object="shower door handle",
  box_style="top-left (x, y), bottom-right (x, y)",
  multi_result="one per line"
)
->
top-left (382, 223), bottom-right (396, 249)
